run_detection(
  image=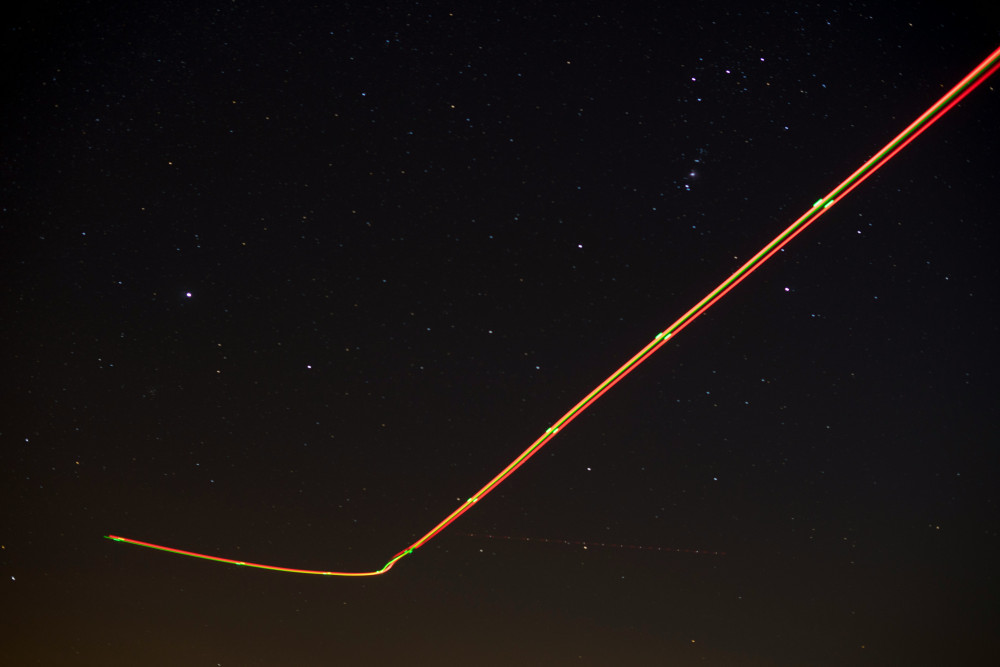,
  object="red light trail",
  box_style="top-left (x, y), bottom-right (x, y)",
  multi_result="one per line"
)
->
top-left (457, 533), bottom-right (726, 556)
top-left (108, 44), bottom-right (1000, 576)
